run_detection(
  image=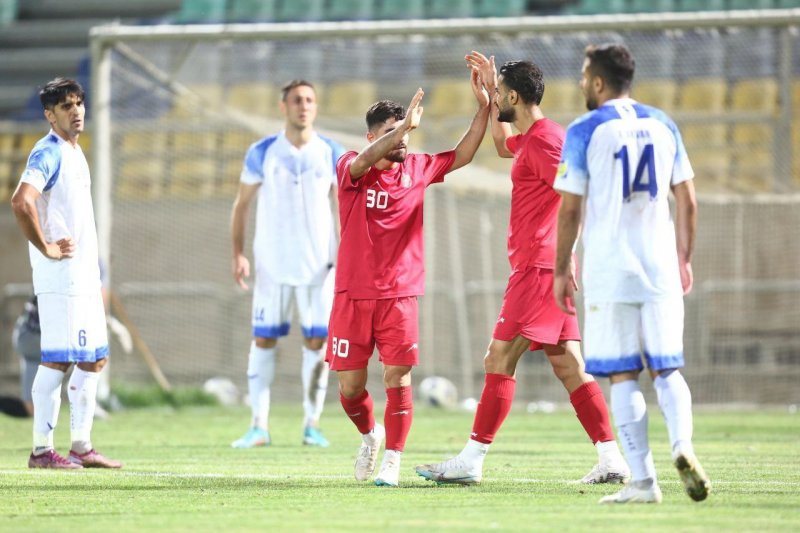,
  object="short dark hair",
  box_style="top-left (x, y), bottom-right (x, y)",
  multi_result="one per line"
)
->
top-left (281, 79), bottom-right (315, 101)
top-left (585, 43), bottom-right (636, 95)
top-left (365, 100), bottom-right (405, 131)
top-left (498, 61), bottom-right (545, 105)
top-left (39, 78), bottom-right (85, 110)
